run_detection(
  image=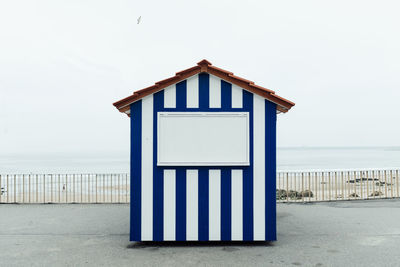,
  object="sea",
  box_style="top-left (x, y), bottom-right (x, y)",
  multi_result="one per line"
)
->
top-left (1, 147), bottom-right (400, 174)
